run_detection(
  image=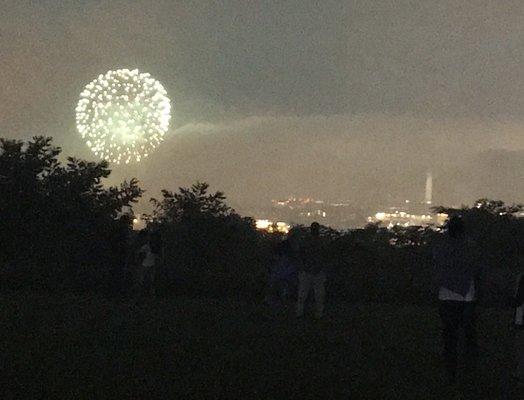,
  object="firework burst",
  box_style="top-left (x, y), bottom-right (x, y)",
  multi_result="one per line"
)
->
top-left (76, 69), bottom-right (171, 164)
